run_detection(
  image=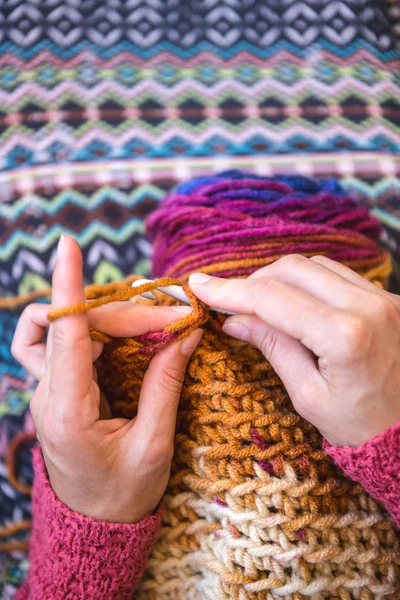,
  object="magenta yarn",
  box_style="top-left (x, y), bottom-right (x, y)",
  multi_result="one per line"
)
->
top-left (147, 172), bottom-right (384, 280)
